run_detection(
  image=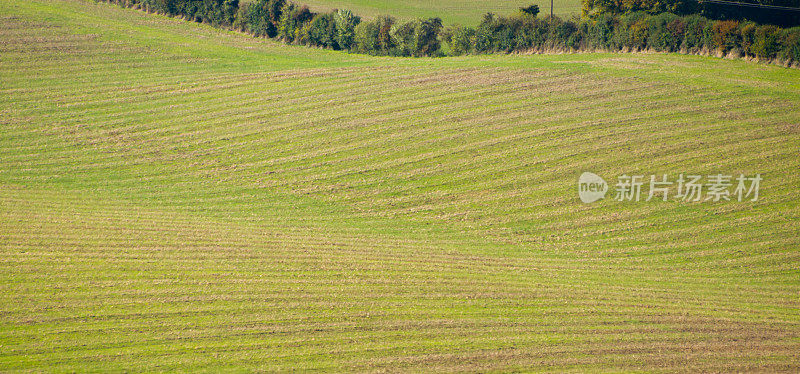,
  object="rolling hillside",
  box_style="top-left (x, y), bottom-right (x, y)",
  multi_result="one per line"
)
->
top-left (1, 0), bottom-right (800, 371)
